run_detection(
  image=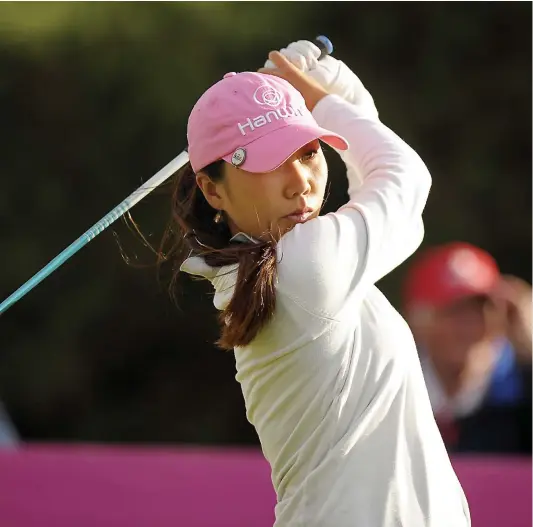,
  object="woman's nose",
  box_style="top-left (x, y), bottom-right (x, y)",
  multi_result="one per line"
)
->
top-left (284, 162), bottom-right (311, 198)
